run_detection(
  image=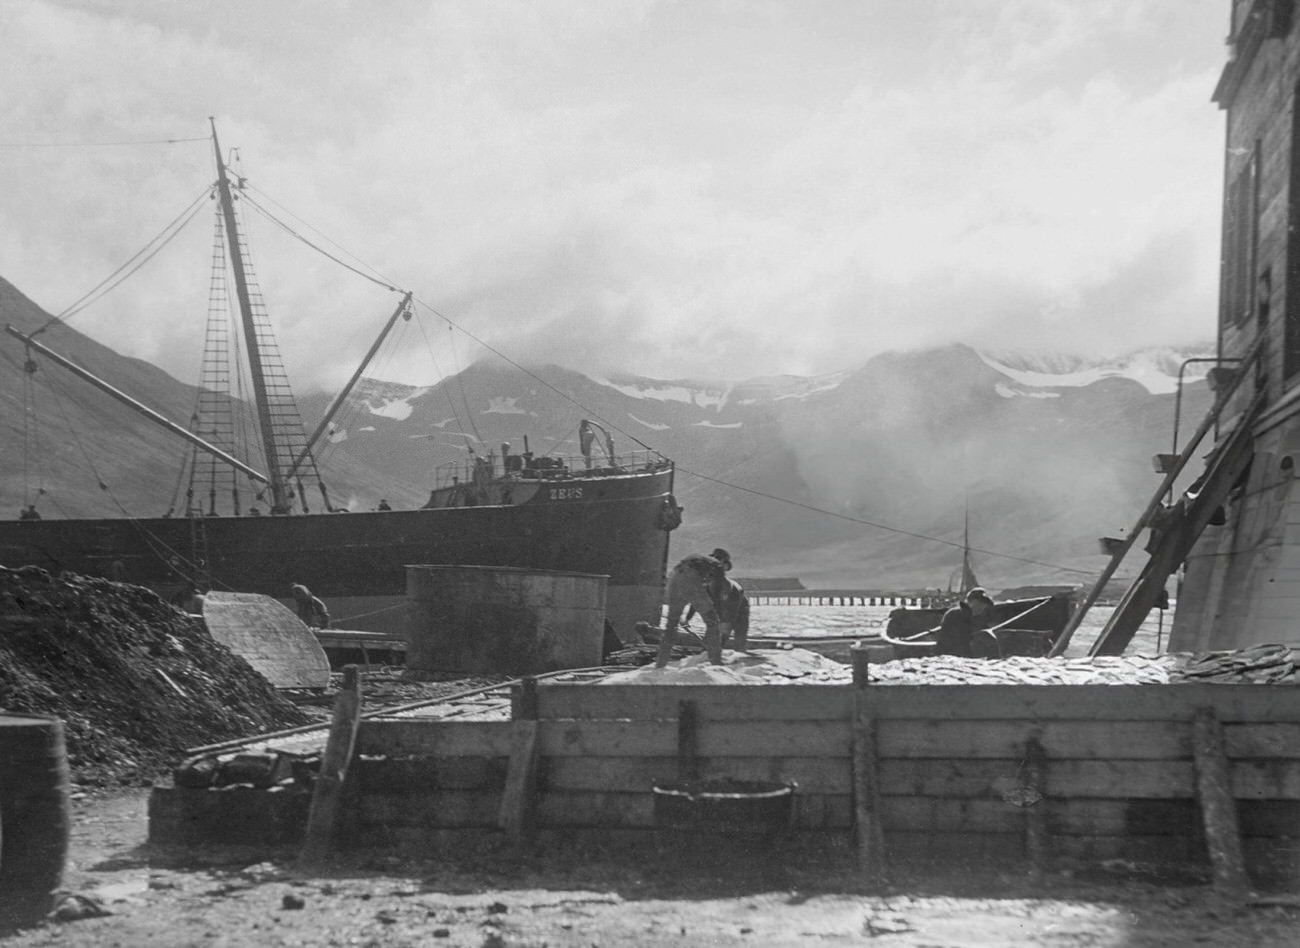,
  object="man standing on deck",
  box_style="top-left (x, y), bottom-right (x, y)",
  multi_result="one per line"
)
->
top-left (290, 584), bottom-right (331, 630)
top-left (935, 587), bottom-right (996, 658)
top-left (655, 551), bottom-right (731, 667)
